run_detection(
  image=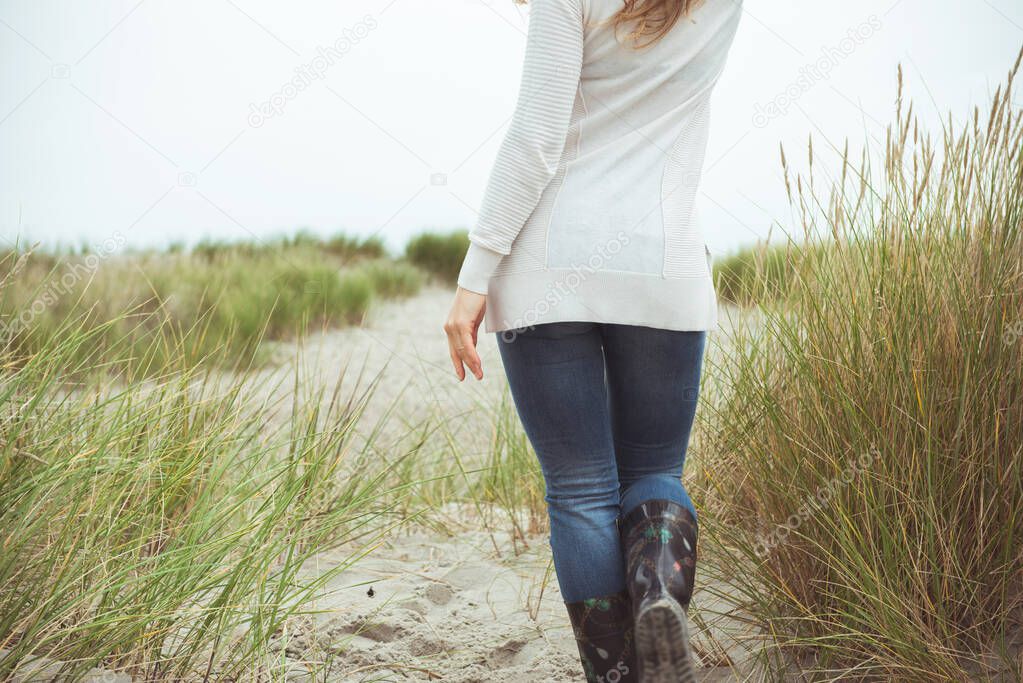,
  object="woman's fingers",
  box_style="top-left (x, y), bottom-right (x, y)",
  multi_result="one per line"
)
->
top-left (444, 323), bottom-right (481, 381)
top-left (457, 328), bottom-right (483, 380)
top-left (444, 323), bottom-right (466, 381)
top-left (447, 342), bottom-right (466, 381)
